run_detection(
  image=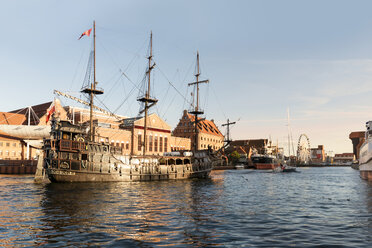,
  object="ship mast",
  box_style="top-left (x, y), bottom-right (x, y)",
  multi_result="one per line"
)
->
top-left (138, 32), bottom-right (157, 156)
top-left (188, 52), bottom-right (209, 151)
top-left (81, 21), bottom-right (104, 142)
top-left (222, 119), bottom-right (236, 144)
